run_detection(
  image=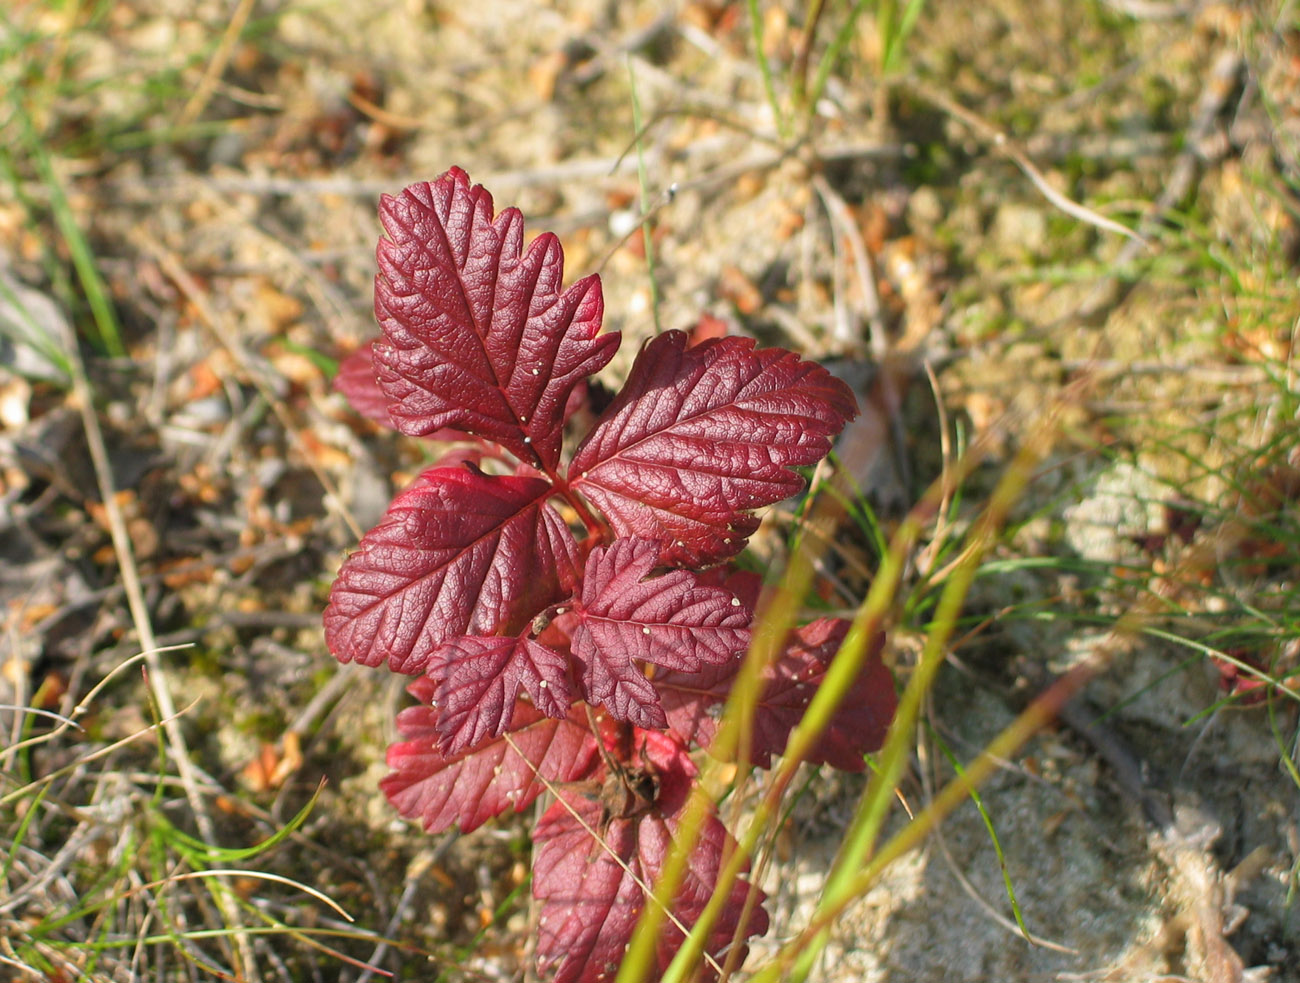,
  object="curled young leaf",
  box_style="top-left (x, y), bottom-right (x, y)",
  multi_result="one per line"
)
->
top-left (571, 331), bottom-right (858, 565)
top-left (372, 168), bottom-right (620, 470)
